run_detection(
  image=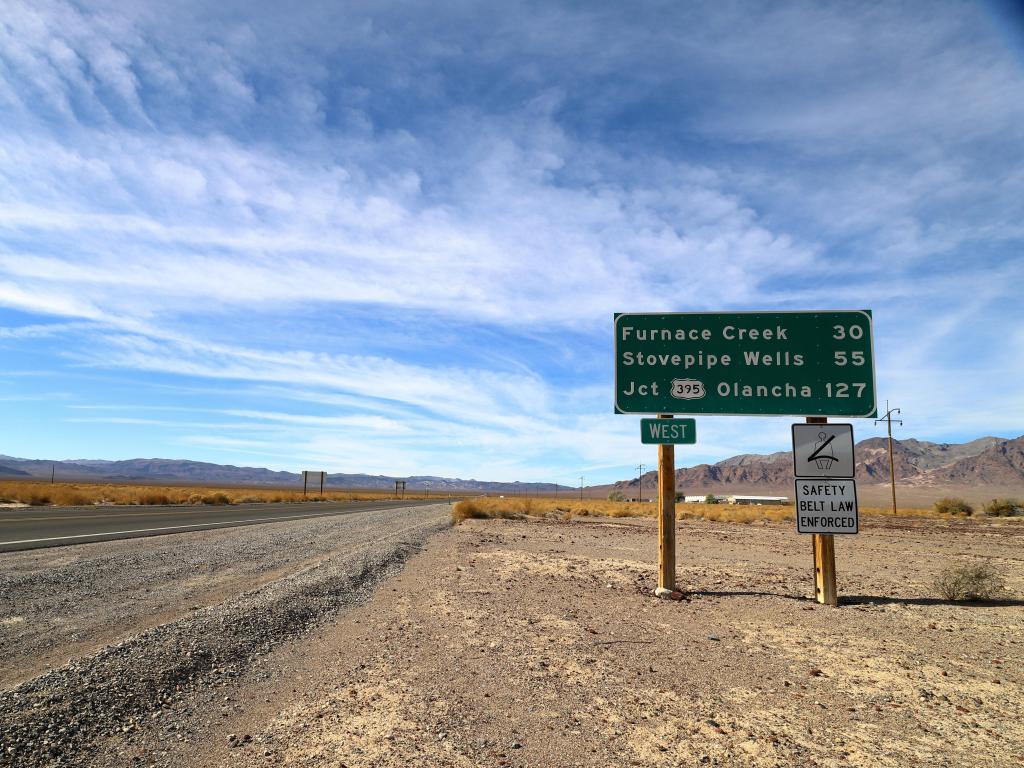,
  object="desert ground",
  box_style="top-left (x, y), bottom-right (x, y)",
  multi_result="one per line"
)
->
top-left (4, 505), bottom-right (1020, 767)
